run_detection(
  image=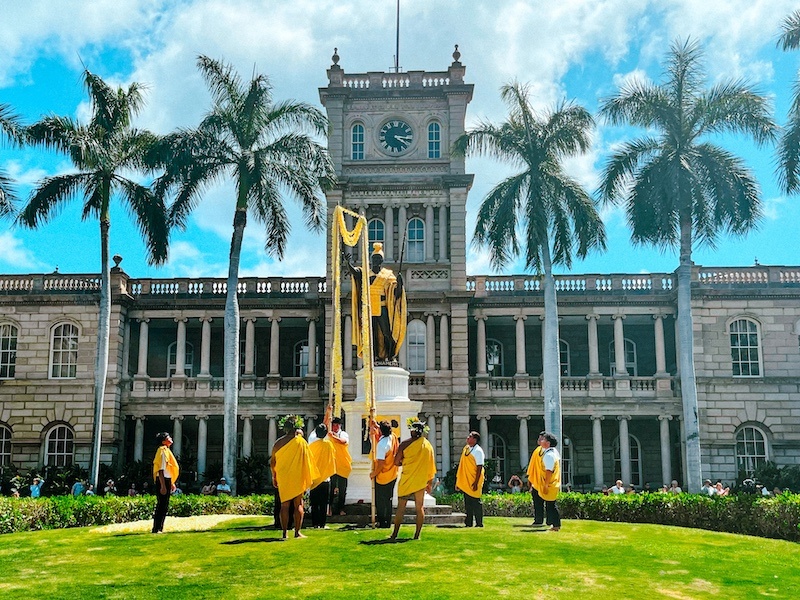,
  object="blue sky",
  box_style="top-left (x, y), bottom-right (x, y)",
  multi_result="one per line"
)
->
top-left (1, 0), bottom-right (799, 279)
